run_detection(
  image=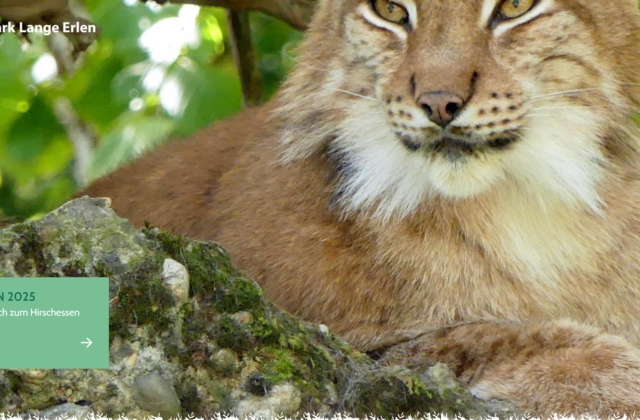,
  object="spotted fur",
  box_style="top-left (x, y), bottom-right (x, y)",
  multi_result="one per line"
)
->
top-left (83, 0), bottom-right (640, 415)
